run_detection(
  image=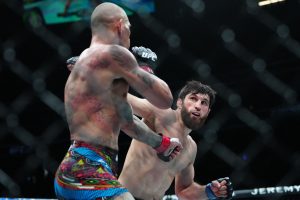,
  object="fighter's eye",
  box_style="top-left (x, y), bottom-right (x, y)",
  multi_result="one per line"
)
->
top-left (190, 96), bottom-right (197, 101)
